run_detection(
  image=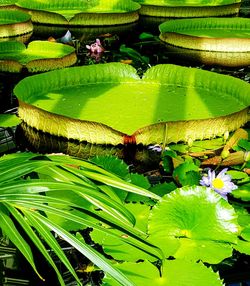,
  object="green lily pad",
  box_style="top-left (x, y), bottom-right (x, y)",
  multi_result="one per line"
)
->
top-left (0, 10), bottom-right (33, 40)
top-left (0, 0), bottom-right (16, 8)
top-left (234, 206), bottom-right (250, 228)
top-left (231, 183), bottom-right (250, 201)
top-left (234, 238), bottom-right (250, 255)
top-left (0, 114), bottom-right (21, 127)
top-left (103, 260), bottom-right (223, 286)
top-left (16, 0), bottom-right (140, 26)
top-left (0, 40), bottom-right (77, 72)
top-left (160, 18), bottom-right (250, 67)
top-left (134, 0), bottom-right (241, 17)
top-left (241, 226), bottom-right (250, 242)
top-left (148, 186), bottom-right (239, 263)
top-left (14, 63), bottom-right (250, 145)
